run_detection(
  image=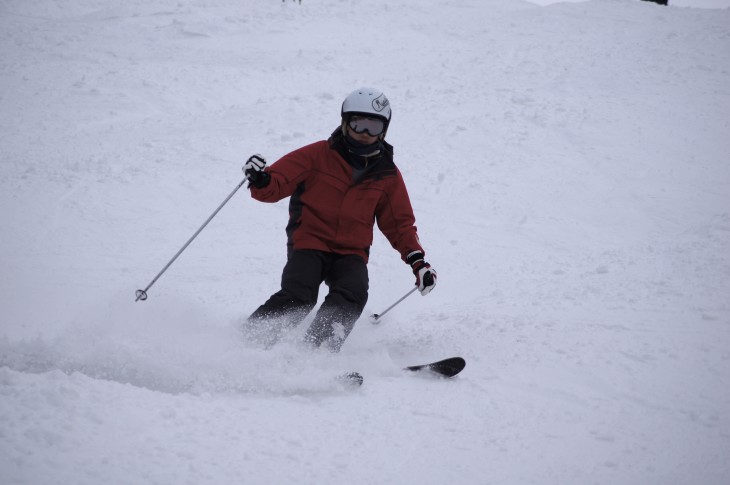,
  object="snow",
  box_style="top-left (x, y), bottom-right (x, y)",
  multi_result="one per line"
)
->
top-left (1, 0), bottom-right (729, 483)
top-left (532, 0), bottom-right (730, 8)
